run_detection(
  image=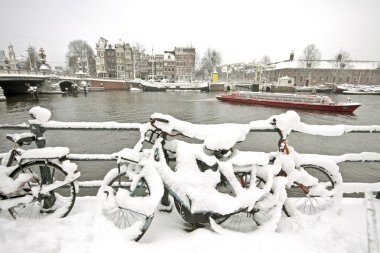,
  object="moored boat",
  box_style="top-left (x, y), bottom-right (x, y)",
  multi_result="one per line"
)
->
top-left (342, 86), bottom-right (380, 95)
top-left (140, 80), bottom-right (209, 92)
top-left (216, 92), bottom-right (361, 113)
